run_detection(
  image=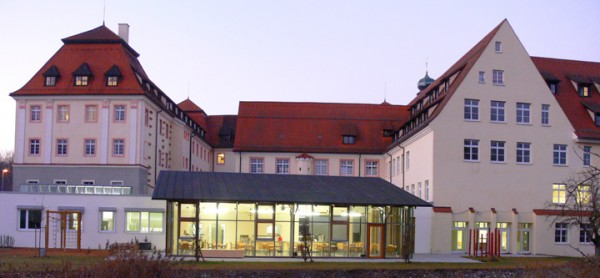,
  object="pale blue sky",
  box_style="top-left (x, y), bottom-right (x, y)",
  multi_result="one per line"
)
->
top-left (1, 1), bottom-right (599, 152)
